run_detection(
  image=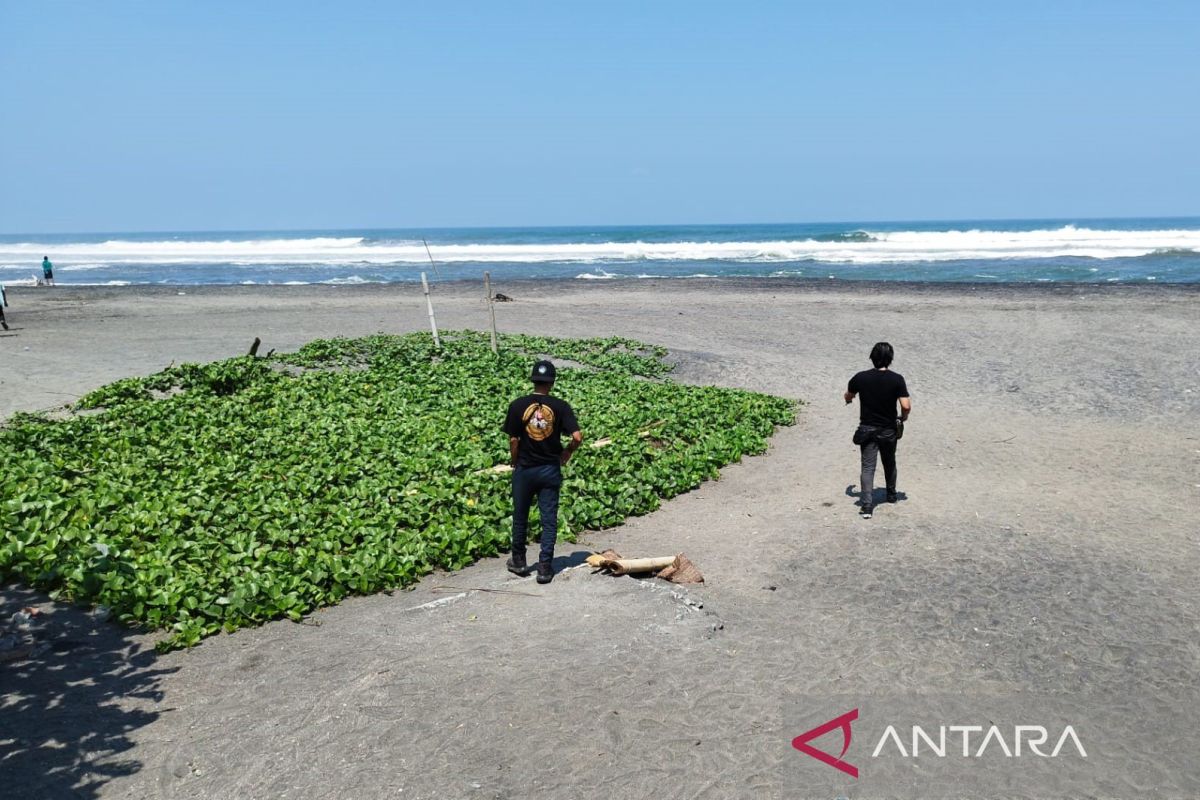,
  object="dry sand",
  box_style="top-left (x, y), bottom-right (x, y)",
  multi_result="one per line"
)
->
top-left (2, 280), bottom-right (1199, 799)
